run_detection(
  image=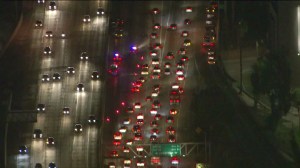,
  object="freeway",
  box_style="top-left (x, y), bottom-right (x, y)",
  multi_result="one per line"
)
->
top-left (6, 1), bottom-right (108, 168)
